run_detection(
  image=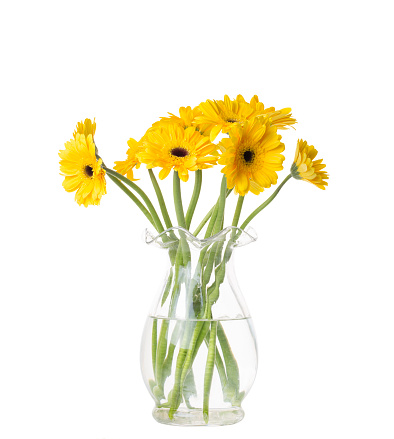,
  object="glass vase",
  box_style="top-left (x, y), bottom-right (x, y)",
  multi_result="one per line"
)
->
top-left (140, 226), bottom-right (258, 426)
